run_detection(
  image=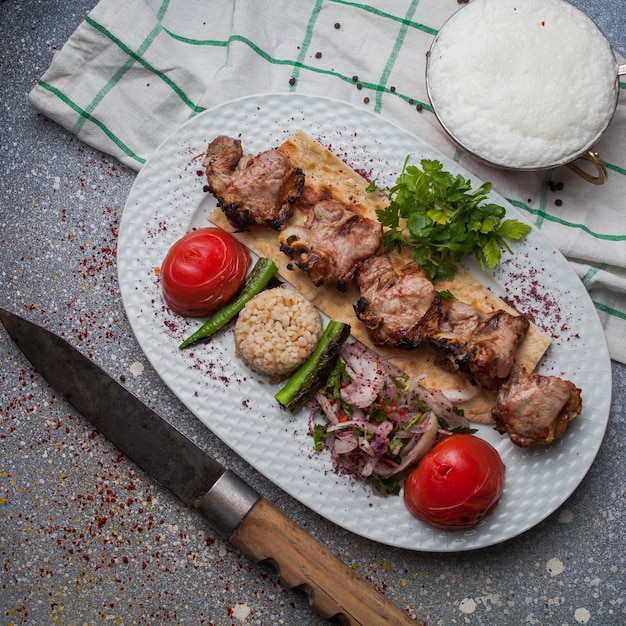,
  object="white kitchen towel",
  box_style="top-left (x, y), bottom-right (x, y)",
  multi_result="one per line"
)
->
top-left (28, 0), bottom-right (626, 363)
